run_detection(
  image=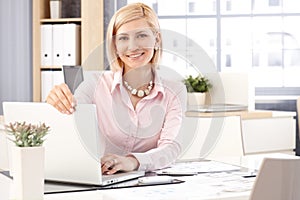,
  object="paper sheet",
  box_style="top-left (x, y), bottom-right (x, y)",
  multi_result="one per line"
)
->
top-left (156, 160), bottom-right (241, 175)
